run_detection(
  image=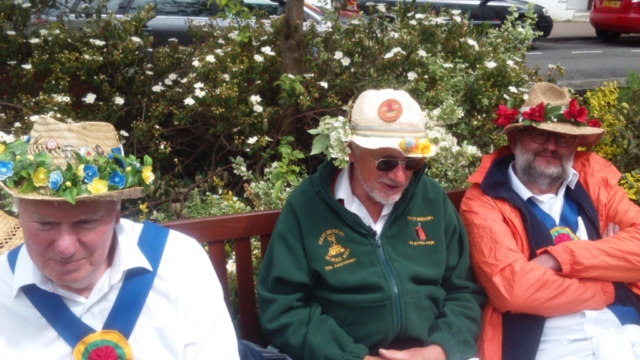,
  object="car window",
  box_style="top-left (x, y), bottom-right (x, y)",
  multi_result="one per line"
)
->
top-left (127, 0), bottom-right (282, 16)
top-left (243, 0), bottom-right (283, 15)
top-left (75, 0), bottom-right (129, 13)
